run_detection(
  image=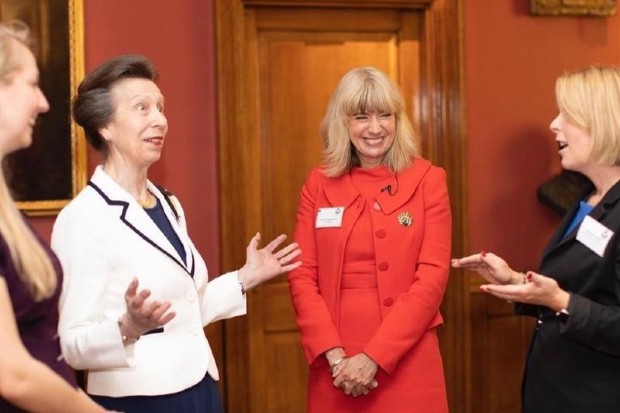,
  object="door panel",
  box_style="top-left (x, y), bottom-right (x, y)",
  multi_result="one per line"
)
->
top-left (470, 283), bottom-right (534, 413)
top-left (251, 10), bottom-right (421, 413)
top-left (215, 1), bottom-right (466, 412)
